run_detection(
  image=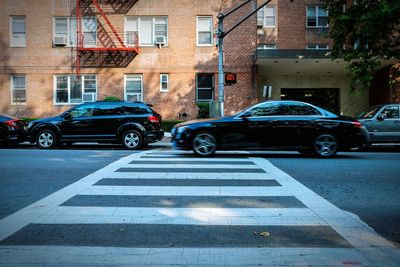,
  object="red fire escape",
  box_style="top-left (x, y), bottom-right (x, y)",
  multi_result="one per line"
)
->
top-left (74, 0), bottom-right (140, 76)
